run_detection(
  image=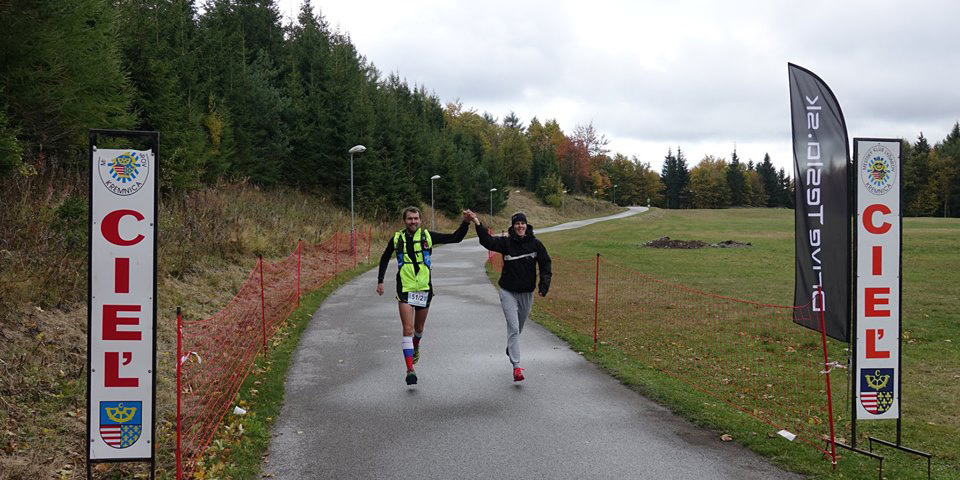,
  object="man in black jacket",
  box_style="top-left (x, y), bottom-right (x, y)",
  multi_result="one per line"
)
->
top-left (470, 211), bottom-right (552, 382)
